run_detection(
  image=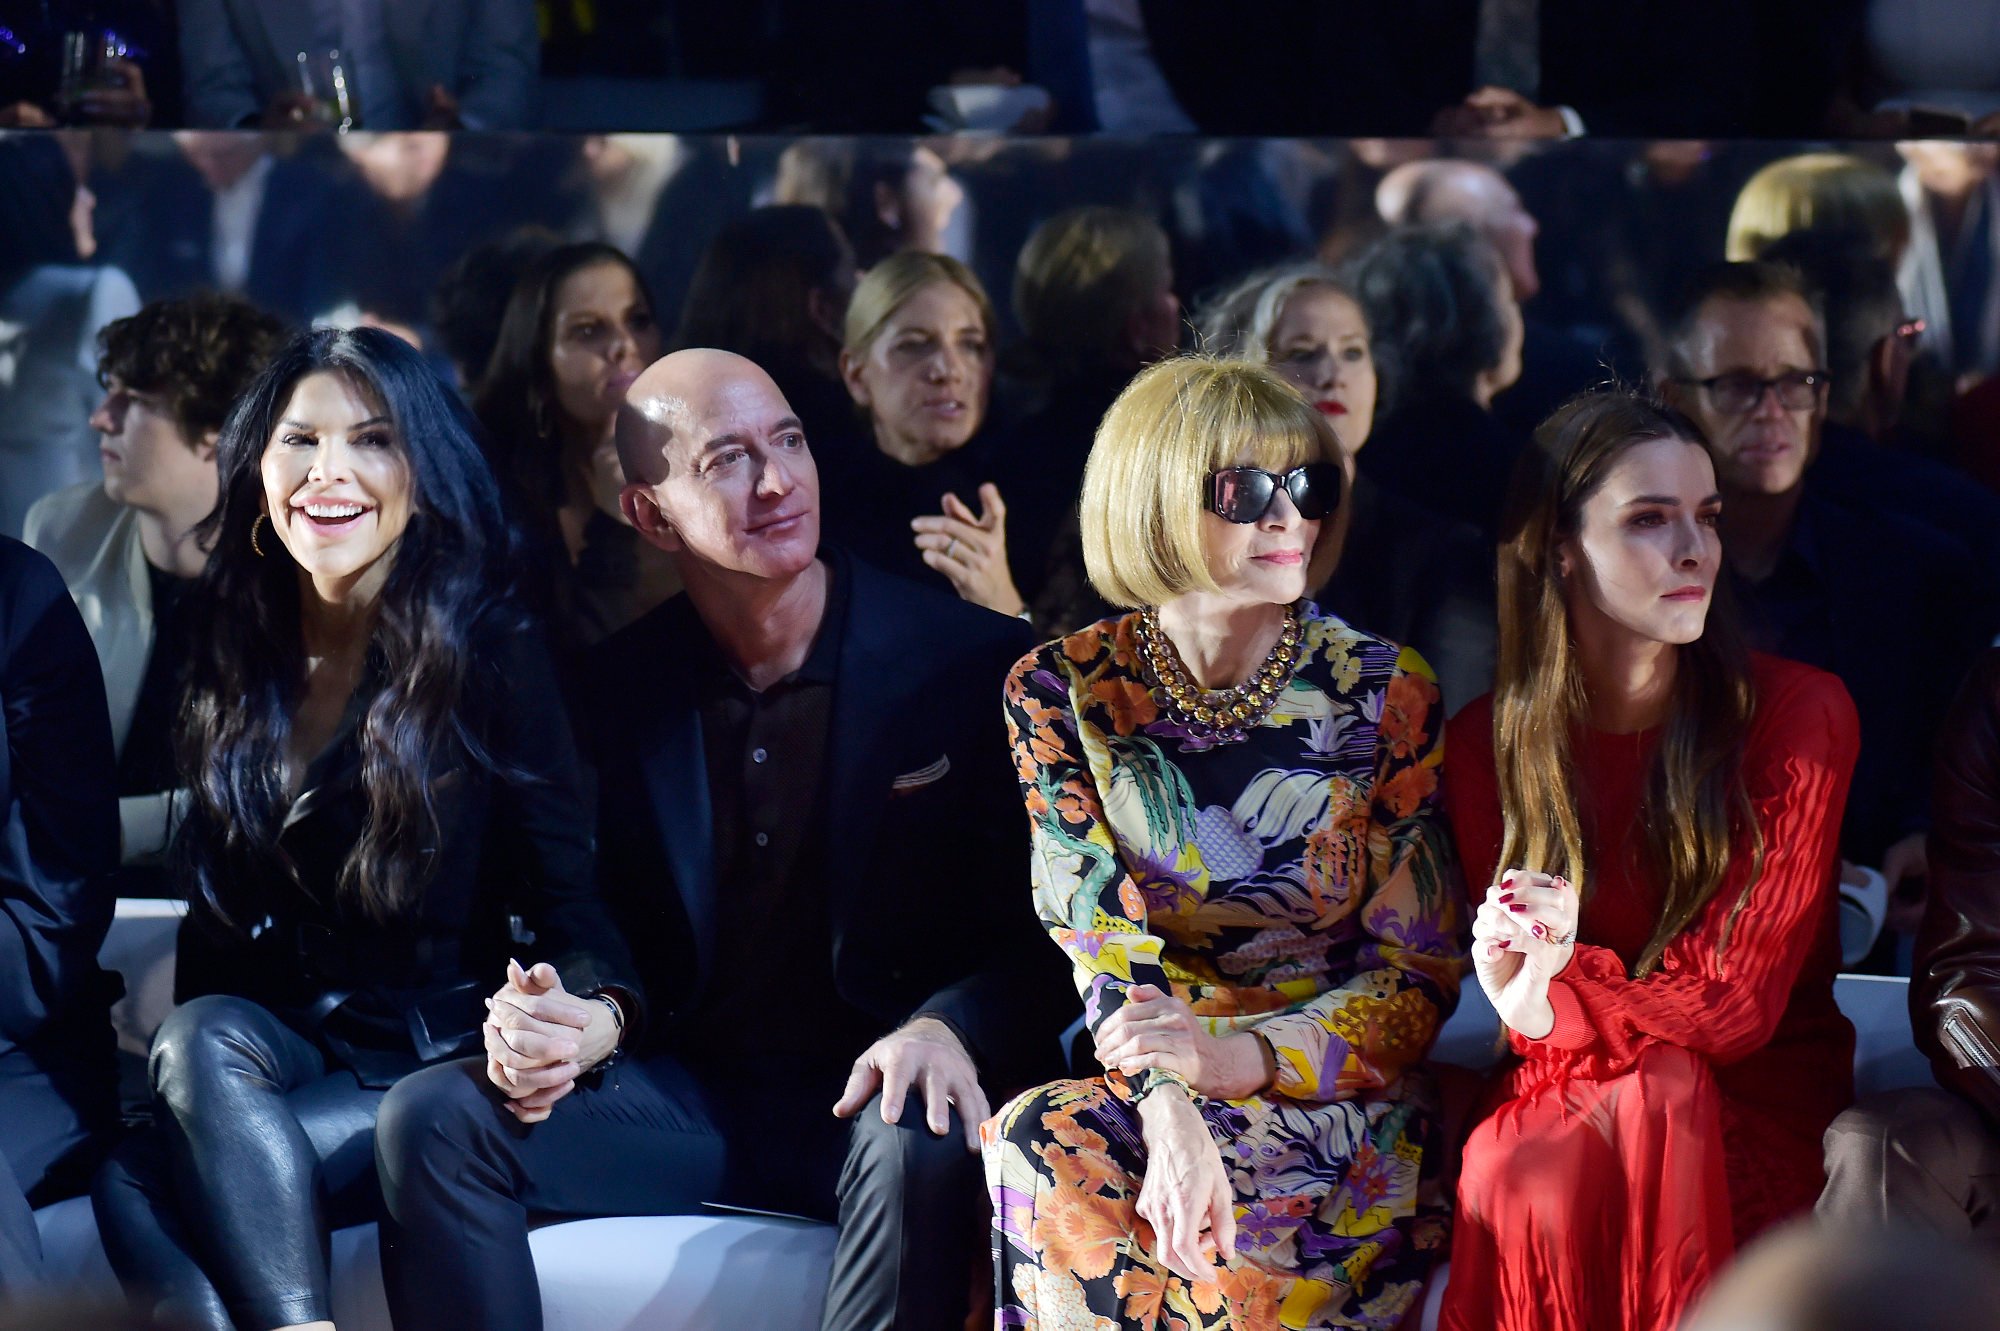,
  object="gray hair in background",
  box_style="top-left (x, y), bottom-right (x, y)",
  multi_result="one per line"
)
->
top-left (1194, 262), bottom-right (1359, 364)
top-left (1343, 221), bottom-right (1511, 413)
